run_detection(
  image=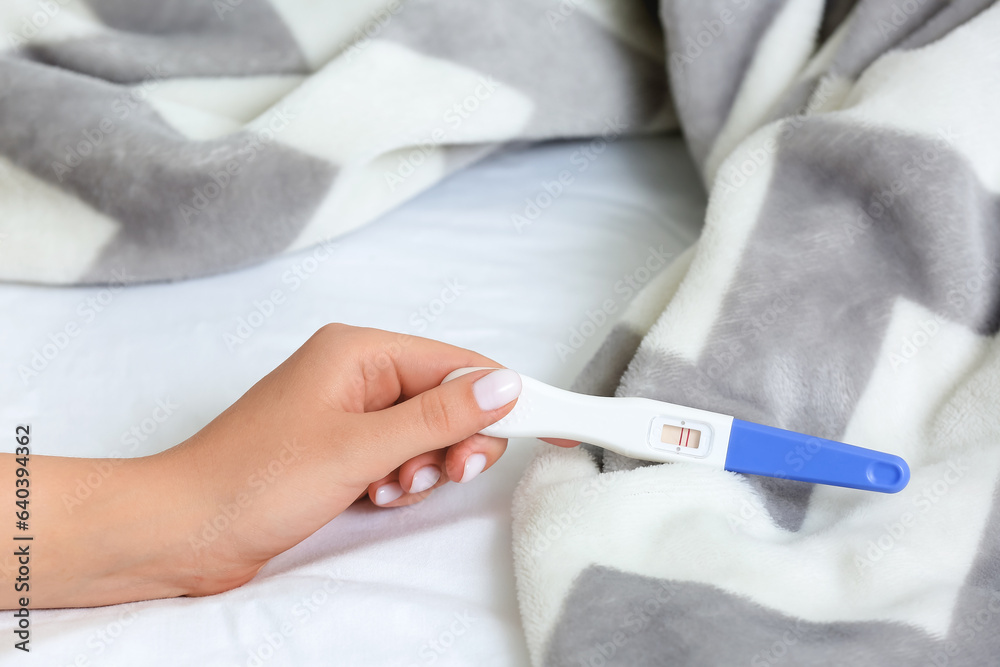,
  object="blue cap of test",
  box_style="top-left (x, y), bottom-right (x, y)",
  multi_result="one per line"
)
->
top-left (724, 419), bottom-right (910, 493)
